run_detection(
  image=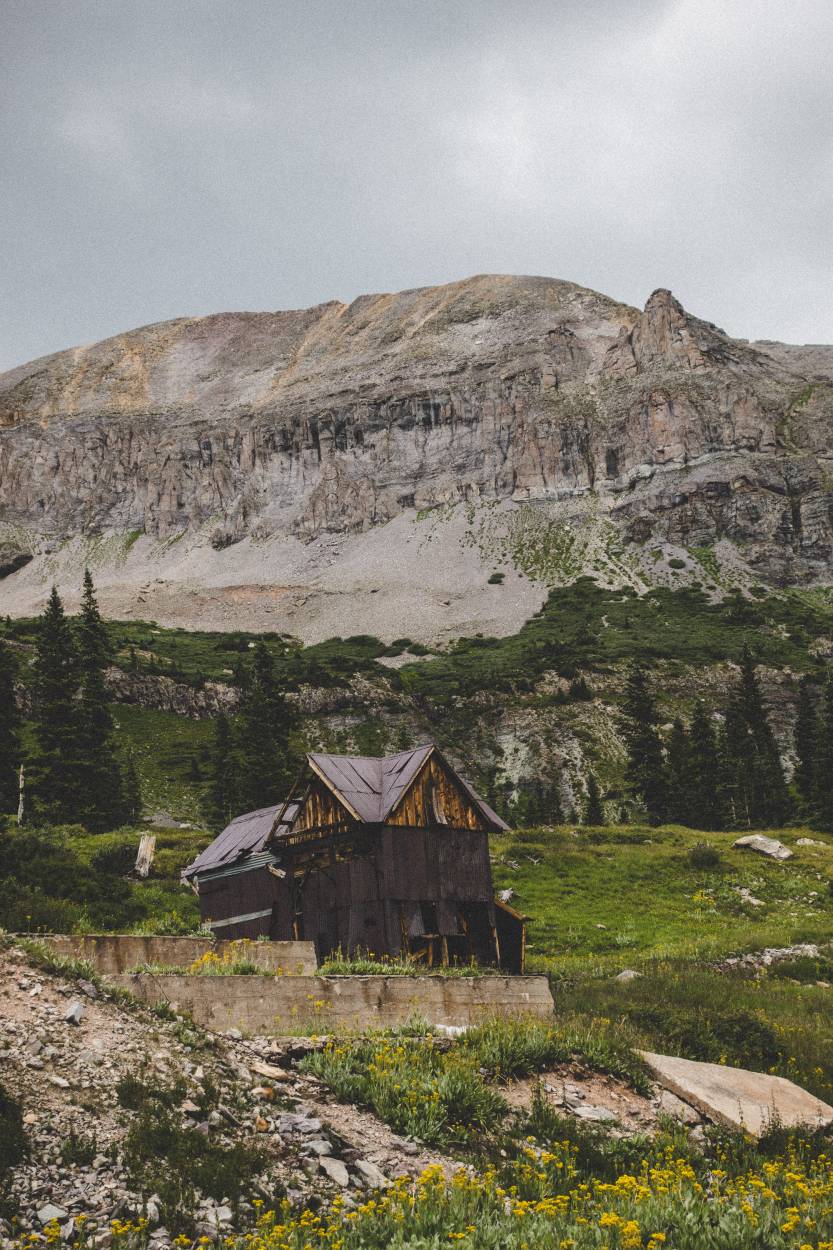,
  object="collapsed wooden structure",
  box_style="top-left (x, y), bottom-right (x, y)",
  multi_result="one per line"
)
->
top-left (183, 744), bottom-right (527, 972)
